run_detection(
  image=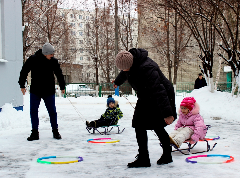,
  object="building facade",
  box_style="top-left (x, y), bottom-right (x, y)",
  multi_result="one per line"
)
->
top-left (59, 7), bottom-right (138, 84)
top-left (0, 0), bottom-right (23, 111)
